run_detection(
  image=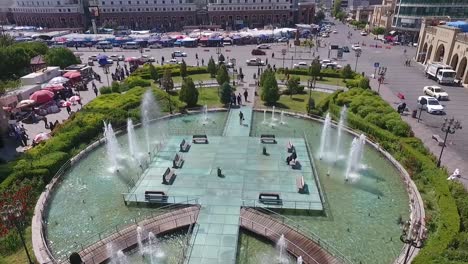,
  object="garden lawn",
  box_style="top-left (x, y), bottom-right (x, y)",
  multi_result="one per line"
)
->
top-left (172, 86), bottom-right (222, 108)
top-left (0, 227), bottom-right (35, 264)
top-left (172, 73), bottom-right (213, 84)
top-left (259, 92), bottom-right (328, 113)
top-left (276, 73), bottom-right (347, 87)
